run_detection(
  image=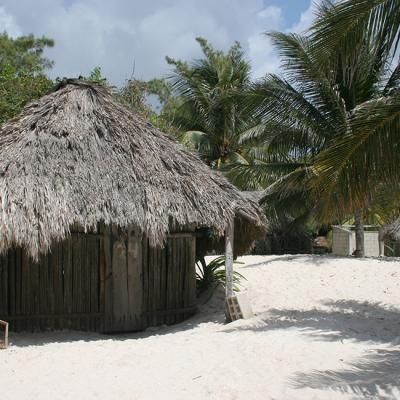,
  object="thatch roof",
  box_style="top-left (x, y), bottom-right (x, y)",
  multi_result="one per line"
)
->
top-left (380, 218), bottom-right (400, 241)
top-left (0, 79), bottom-right (266, 259)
